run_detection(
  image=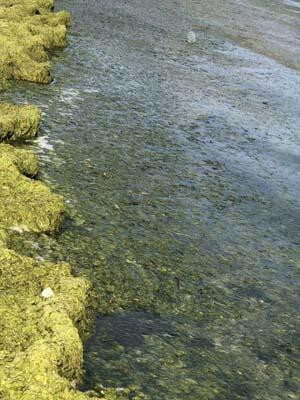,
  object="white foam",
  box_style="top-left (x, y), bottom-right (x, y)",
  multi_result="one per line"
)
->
top-left (35, 136), bottom-right (54, 151)
top-left (281, 0), bottom-right (300, 8)
top-left (60, 88), bottom-right (80, 104)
